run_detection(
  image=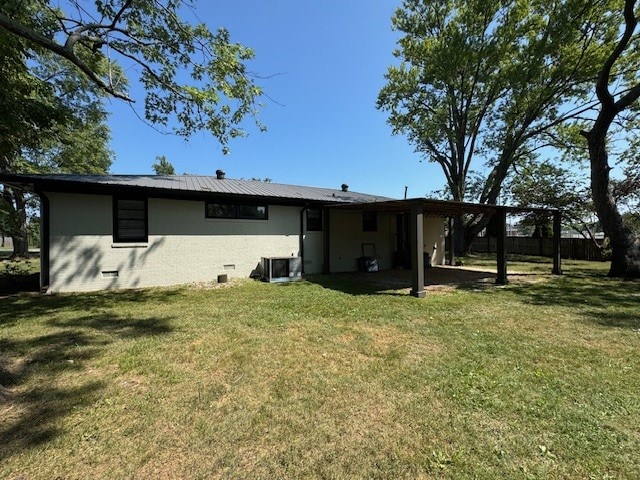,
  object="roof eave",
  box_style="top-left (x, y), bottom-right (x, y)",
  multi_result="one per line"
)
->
top-left (0, 173), bottom-right (369, 207)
